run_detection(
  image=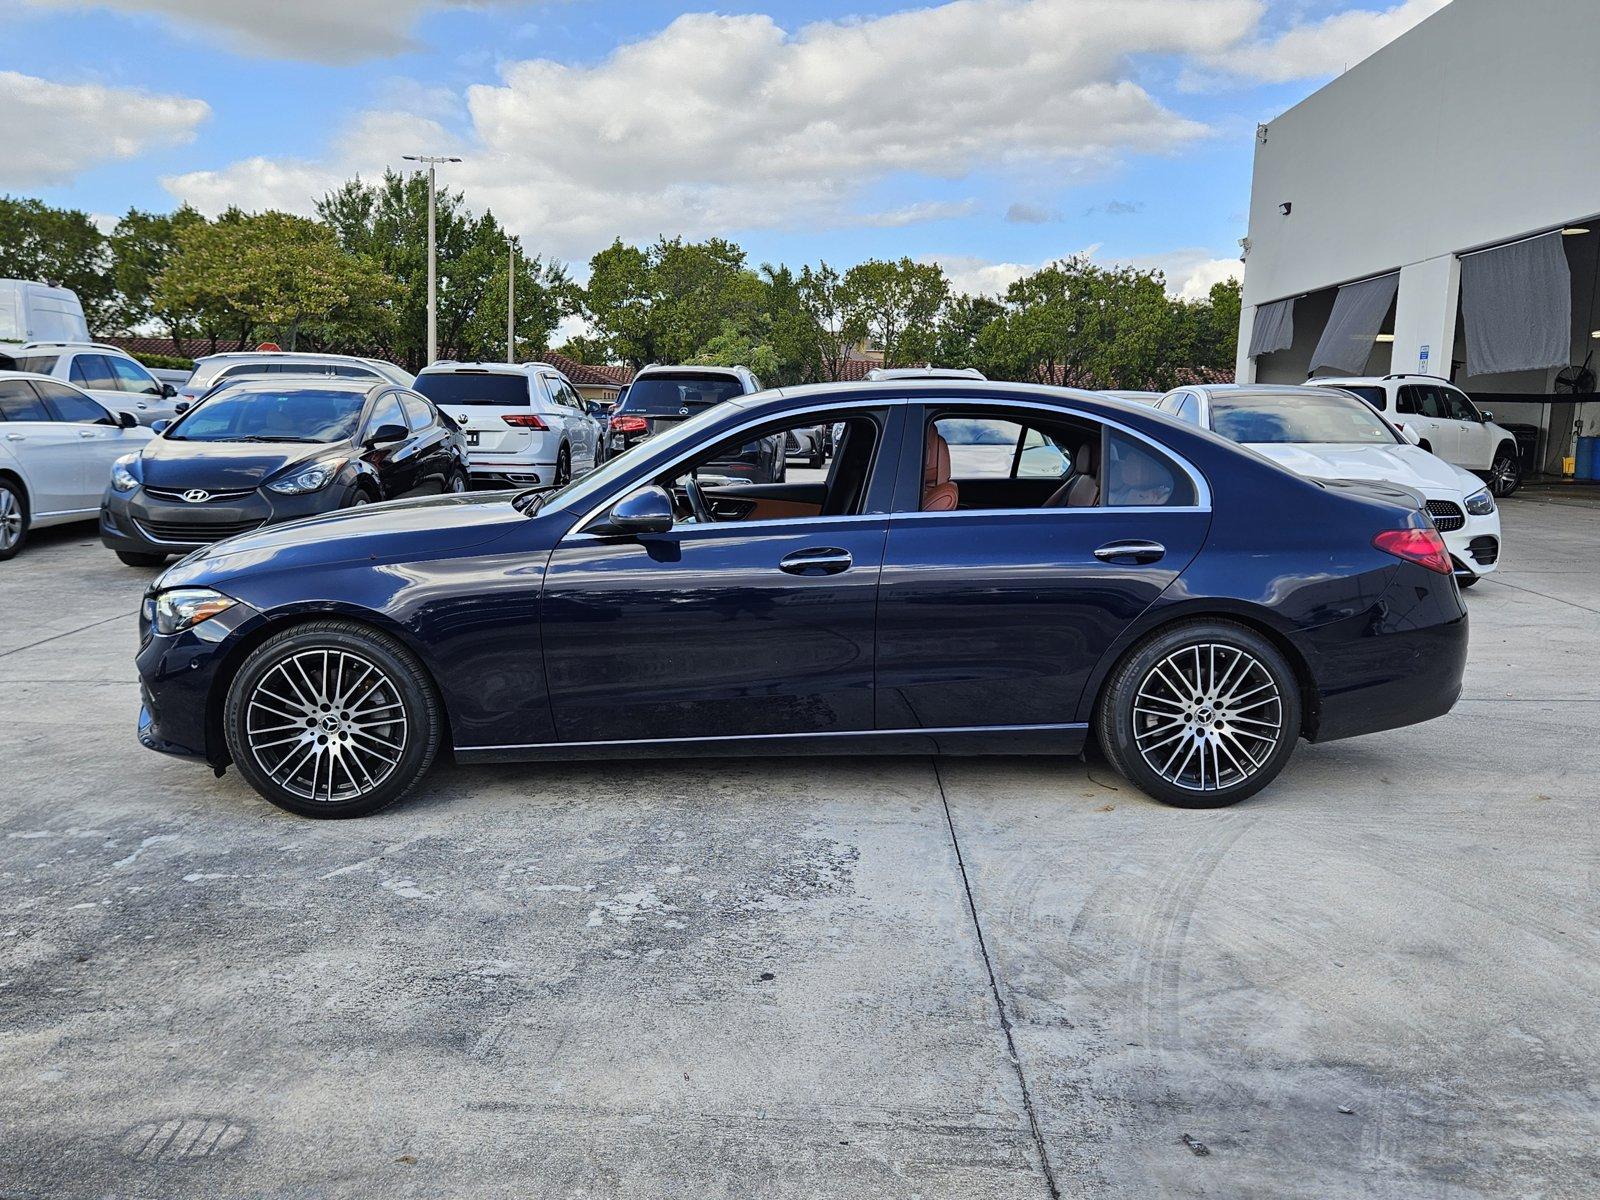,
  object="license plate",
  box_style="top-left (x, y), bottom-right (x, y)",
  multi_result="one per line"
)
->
top-left (467, 432), bottom-right (479, 446)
